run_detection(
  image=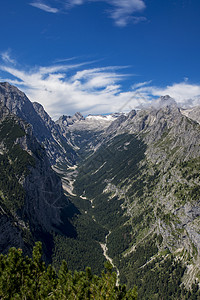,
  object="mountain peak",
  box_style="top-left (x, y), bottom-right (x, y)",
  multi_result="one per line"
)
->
top-left (0, 82), bottom-right (18, 90)
top-left (56, 112), bottom-right (85, 127)
top-left (160, 94), bottom-right (172, 100)
top-left (73, 112), bottom-right (85, 121)
top-left (151, 95), bottom-right (177, 109)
